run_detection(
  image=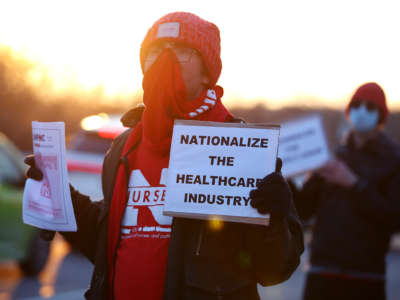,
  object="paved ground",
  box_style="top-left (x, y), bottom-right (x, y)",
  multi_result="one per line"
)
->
top-left (1, 235), bottom-right (400, 300)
